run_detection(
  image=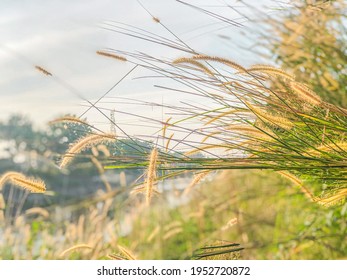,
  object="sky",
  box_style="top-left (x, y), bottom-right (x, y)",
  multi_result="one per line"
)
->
top-left (0, 0), bottom-right (281, 136)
